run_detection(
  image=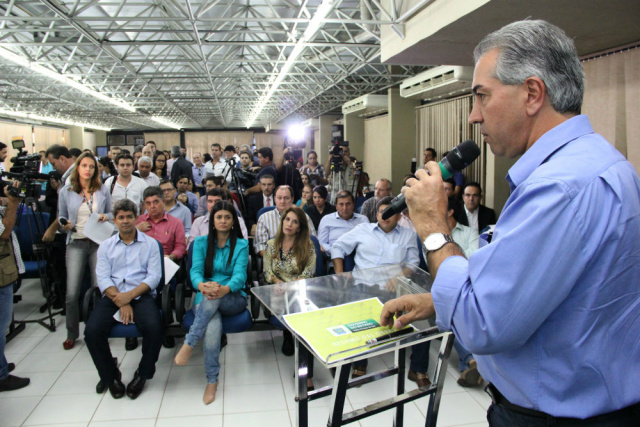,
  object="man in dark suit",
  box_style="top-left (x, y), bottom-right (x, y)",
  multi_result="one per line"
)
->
top-left (245, 173), bottom-right (275, 234)
top-left (457, 182), bottom-right (496, 234)
top-left (169, 145), bottom-right (193, 185)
